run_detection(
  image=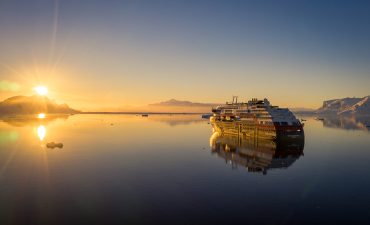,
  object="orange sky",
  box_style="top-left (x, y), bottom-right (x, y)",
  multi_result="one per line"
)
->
top-left (1, 1), bottom-right (369, 111)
